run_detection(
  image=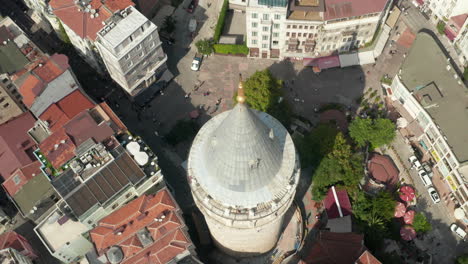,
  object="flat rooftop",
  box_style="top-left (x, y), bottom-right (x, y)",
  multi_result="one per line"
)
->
top-left (399, 32), bottom-right (468, 163)
top-left (37, 209), bottom-right (89, 251)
